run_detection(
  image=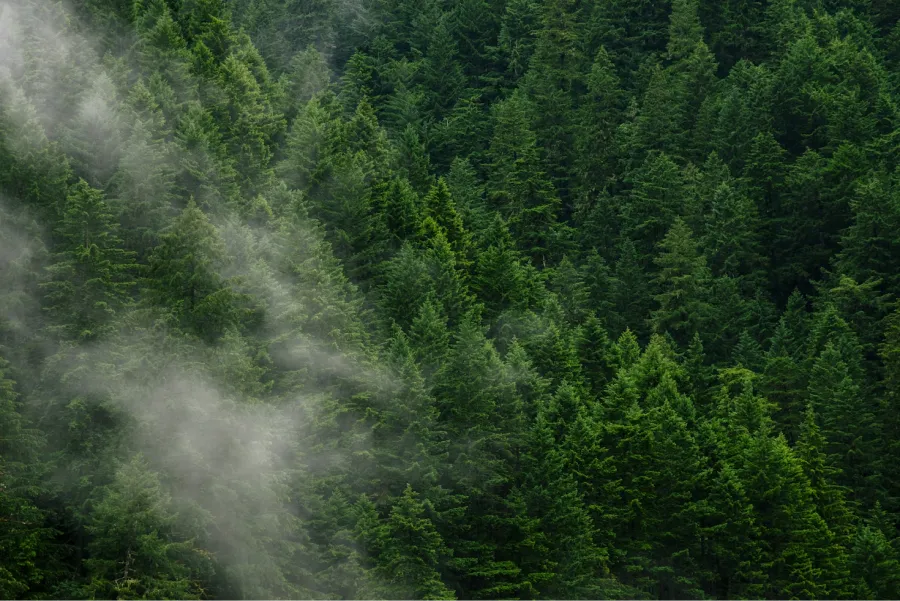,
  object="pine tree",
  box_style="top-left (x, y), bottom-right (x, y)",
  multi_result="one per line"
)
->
top-left (41, 180), bottom-right (137, 342)
top-left (702, 181), bottom-right (767, 292)
top-left (603, 401), bottom-right (711, 598)
top-left (110, 116), bottom-right (179, 258)
top-left (650, 218), bottom-right (711, 348)
top-left (485, 90), bottom-right (563, 264)
top-left (143, 199), bottom-right (239, 341)
top-left (609, 239), bottom-right (652, 339)
top-left (703, 462), bottom-right (767, 598)
top-left (549, 256), bottom-right (590, 326)
top-left (82, 454), bottom-right (213, 599)
top-left (732, 430), bottom-right (844, 598)
top-left (4, 0), bottom-right (900, 597)
top-left (471, 214), bottom-right (544, 323)
top-left (518, 396), bottom-right (614, 599)
top-left (0, 356), bottom-right (55, 599)
top-left (446, 157), bottom-right (491, 240)
top-left (694, 61), bottom-right (774, 172)
top-left (808, 343), bottom-right (880, 504)
top-left (849, 523), bottom-right (900, 599)
top-left (880, 307), bottom-right (900, 513)
top-left (795, 405), bottom-right (856, 544)
top-left (378, 176), bottom-right (424, 247)
top-left (573, 46), bottom-right (625, 197)
top-left (423, 179), bottom-right (473, 273)
top-left (279, 96), bottom-right (332, 193)
top-left (836, 169), bottom-right (900, 297)
top-left (761, 302), bottom-right (810, 443)
top-left (420, 15), bottom-right (466, 121)
top-left (407, 295), bottom-right (451, 381)
top-left (360, 485), bottom-right (456, 600)
top-left (732, 330), bottom-right (765, 373)
top-left (498, 0), bottom-right (541, 82)
top-left (583, 0), bottom-right (672, 78)
top-left (523, 0), bottom-right (584, 204)
top-left (620, 152), bottom-right (686, 258)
